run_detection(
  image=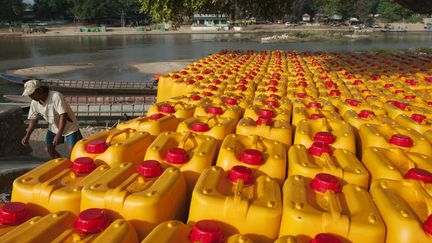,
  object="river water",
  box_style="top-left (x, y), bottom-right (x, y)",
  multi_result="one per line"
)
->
top-left (0, 32), bottom-right (431, 96)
